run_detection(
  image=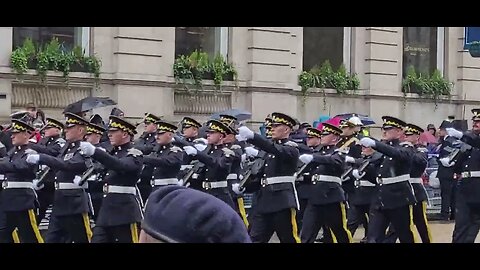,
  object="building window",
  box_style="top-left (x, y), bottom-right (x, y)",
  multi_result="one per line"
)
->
top-left (402, 27), bottom-right (444, 77)
top-left (12, 27), bottom-right (90, 54)
top-left (303, 27), bottom-right (348, 71)
top-left (175, 27), bottom-right (228, 59)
